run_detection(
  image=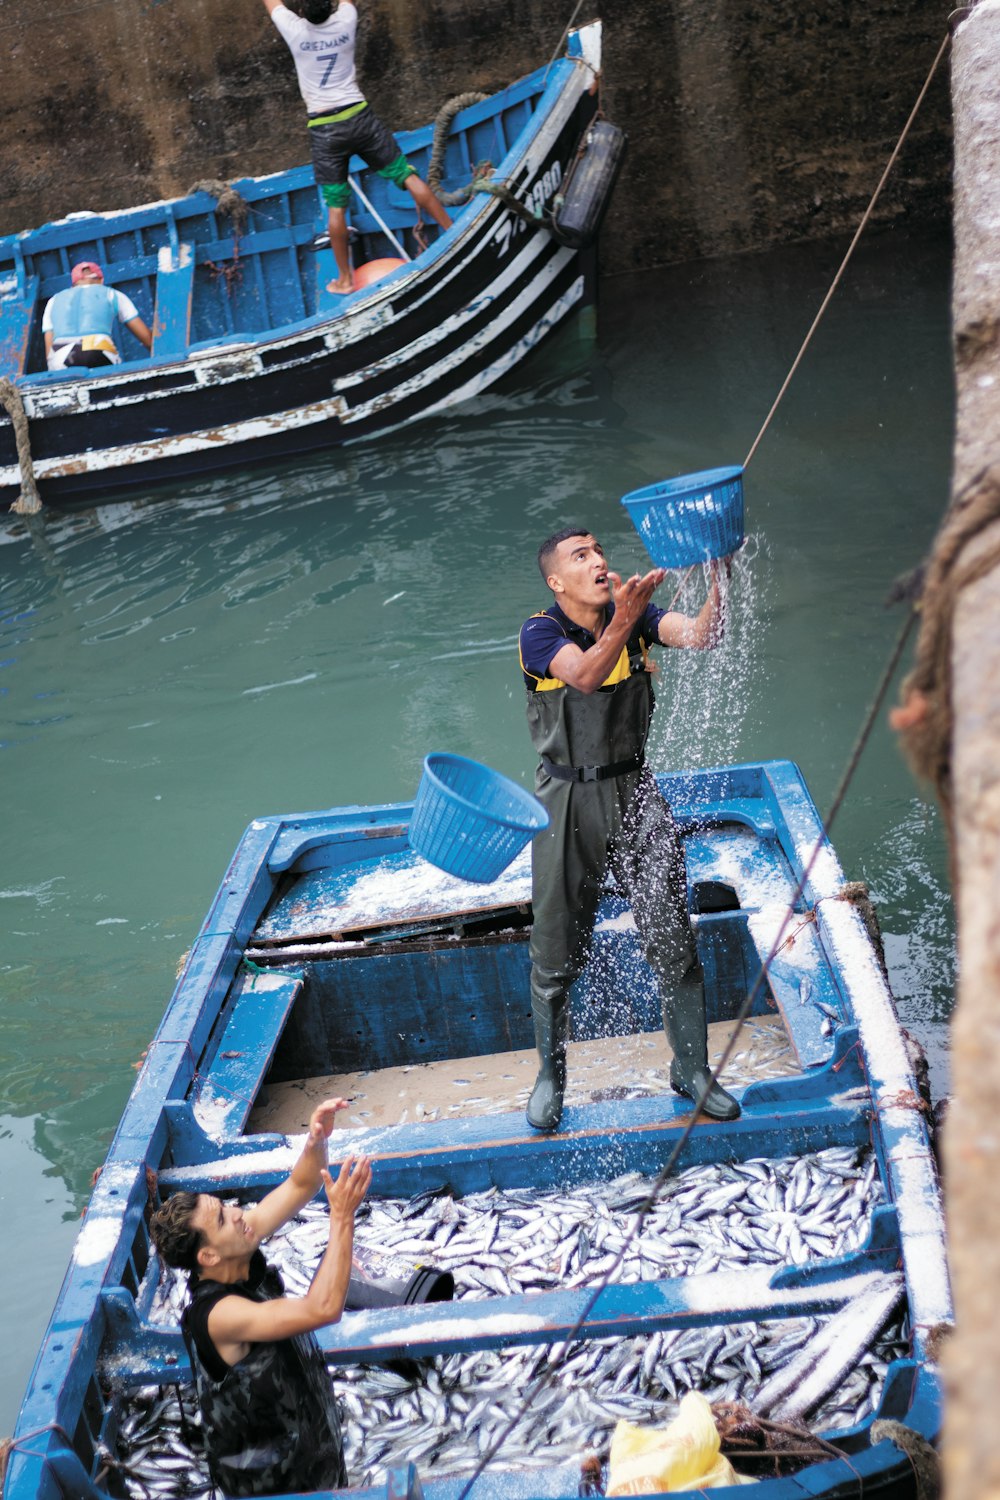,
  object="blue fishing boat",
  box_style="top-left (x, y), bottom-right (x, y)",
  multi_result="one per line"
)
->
top-left (0, 23), bottom-right (618, 511)
top-left (2, 760), bottom-right (949, 1500)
